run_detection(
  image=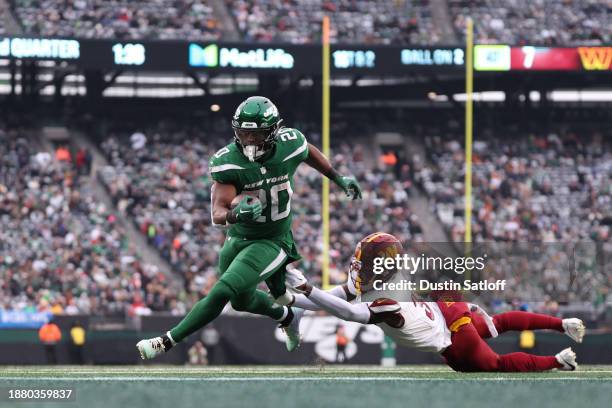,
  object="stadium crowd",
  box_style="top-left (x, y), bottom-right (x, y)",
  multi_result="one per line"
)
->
top-left (11, 0), bottom-right (222, 40)
top-left (5, 0), bottom-right (610, 45)
top-left (0, 2), bottom-right (8, 35)
top-left (2, 117), bottom-right (609, 317)
top-left (98, 121), bottom-right (423, 298)
top-left (415, 128), bottom-right (611, 243)
top-left (476, 240), bottom-right (609, 316)
top-left (449, 0), bottom-right (611, 45)
top-left (226, 0), bottom-right (438, 44)
top-left (414, 128), bottom-right (611, 313)
top-left (0, 124), bottom-right (183, 316)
